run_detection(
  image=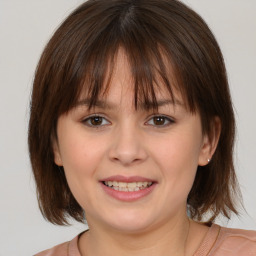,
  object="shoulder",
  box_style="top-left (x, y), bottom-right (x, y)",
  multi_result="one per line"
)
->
top-left (212, 225), bottom-right (256, 255)
top-left (34, 234), bottom-right (81, 256)
top-left (34, 241), bottom-right (69, 256)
